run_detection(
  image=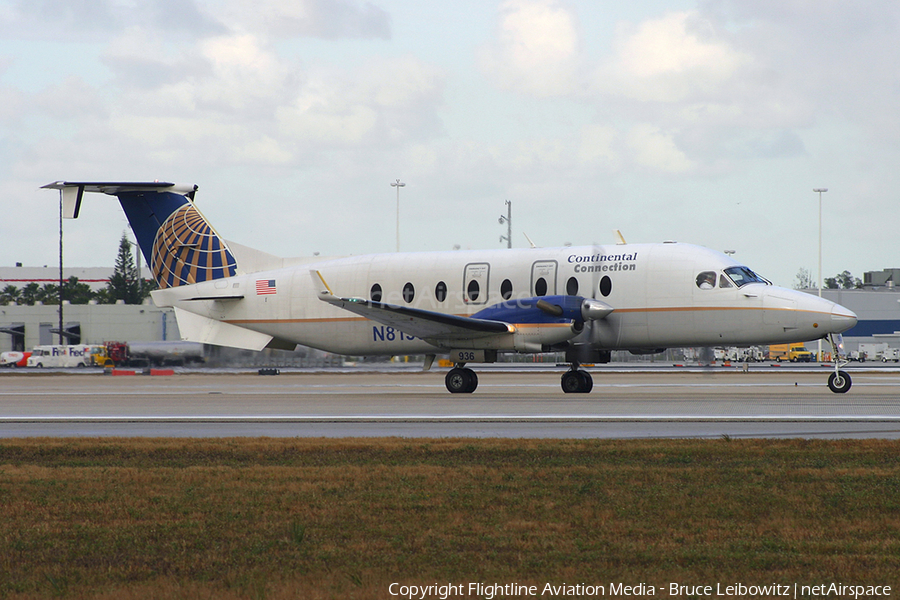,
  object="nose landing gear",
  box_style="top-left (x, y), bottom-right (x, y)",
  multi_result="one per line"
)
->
top-left (826, 334), bottom-right (852, 393)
